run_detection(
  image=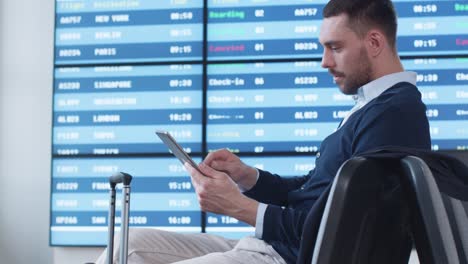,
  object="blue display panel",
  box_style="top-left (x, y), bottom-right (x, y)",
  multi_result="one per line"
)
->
top-left (206, 61), bottom-right (352, 153)
top-left (395, 0), bottom-right (468, 57)
top-left (50, 157), bottom-right (202, 246)
top-left (53, 64), bottom-right (203, 155)
top-left (403, 58), bottom-right (468, 151)
top-left (207, 0), bottom-right (468, 61)
top-left (51, 0), bottom-right (468, 247)
top-left (55, 0), bottom-right (204, 64)
top-left (207, 0), bottom-right (326, 60)
top-left (206, 58), bottom-right (468, 153)
top-left (205, 155), bottom-right (317, 239)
